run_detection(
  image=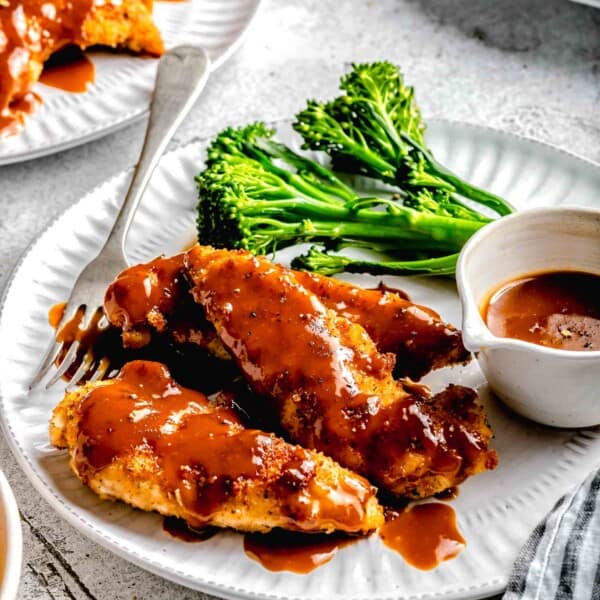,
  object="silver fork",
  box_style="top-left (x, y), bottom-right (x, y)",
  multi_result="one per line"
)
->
top-left (30, 45), bottom-right (211, 390)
